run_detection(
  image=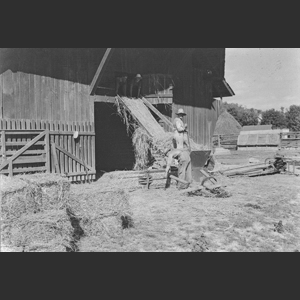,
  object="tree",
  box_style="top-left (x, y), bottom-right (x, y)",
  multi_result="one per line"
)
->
top-left (286, 105), bottom-right (300, 131)
top-left (222, 102), bottom-right (259, 126)
top-left (261, 109), bottom-right (287, 129)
